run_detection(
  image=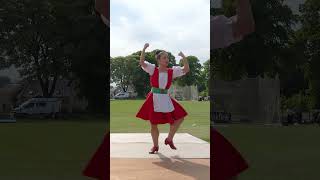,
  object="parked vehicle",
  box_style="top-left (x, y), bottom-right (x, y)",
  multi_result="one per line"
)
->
top-left (114, 92), bottom-right (129, 99)
top-left (114, 91), bottom-right (137, 99)
top-left (12, 98), bottom-right (62, 118)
